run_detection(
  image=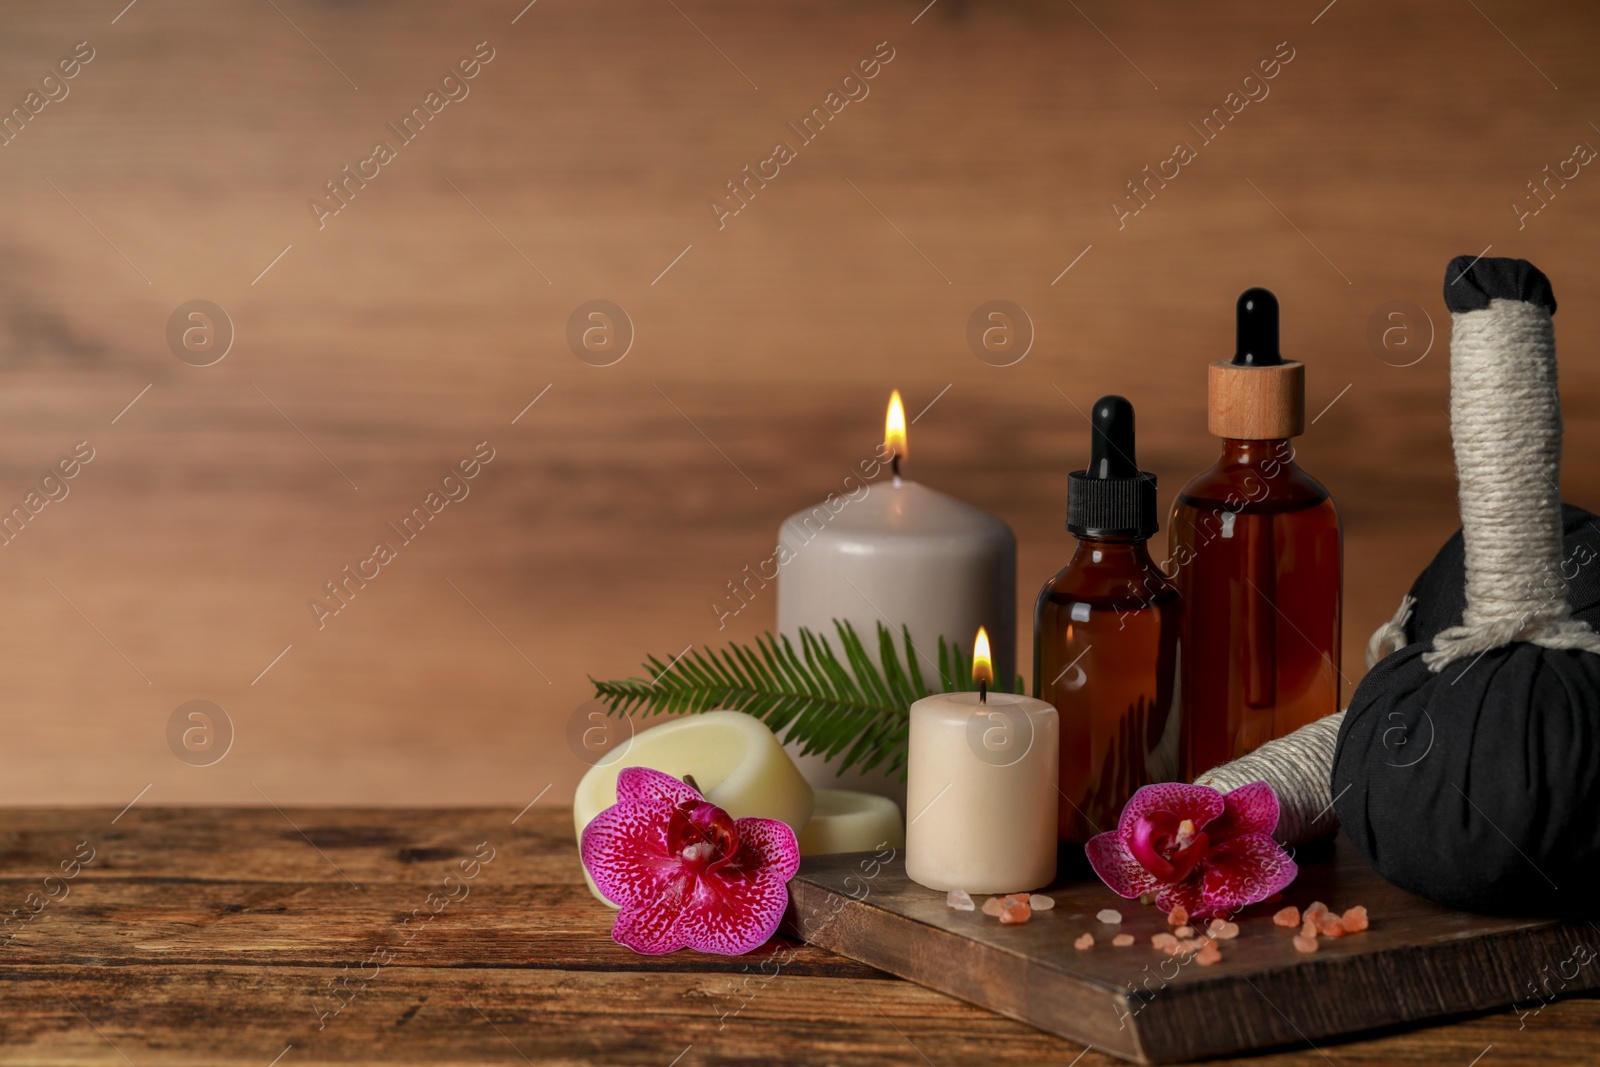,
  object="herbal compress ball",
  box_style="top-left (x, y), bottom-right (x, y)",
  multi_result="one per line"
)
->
top-left (1334, 257), bottom-right (1600, 914)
